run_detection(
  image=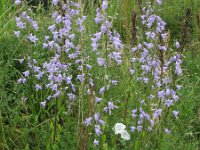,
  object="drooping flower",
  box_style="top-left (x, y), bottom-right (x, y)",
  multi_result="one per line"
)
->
top-left (130, 126), bottom-right (136, 132)
top-left (14, 31), bottom-right (21, 37)
top-left (97, 58), bottom-right (106, 66)
top-left (53, 0), bottom-right (59, 6)
top-left (172, 111), bottom-right (179, 118)
top-left (95, 97), bottom-right (102, 103)
top-left (176, 41), bottom-right (180, 49)
top-left (164, 128), bottom-right (171, 134)
top-left (102, 0), bottom-right (108, 10)
top-left (41, 101), bottom-right (46, 108)
top-left (95, 125), bottom-right (102, 136)
top-left (15, 0), bottom-right (21, 5)
top-left (85, 117), bottom-right (92, 126)
top-left (93, 139), bottom-right (99, 145)
top-left (27, 33), bottom-right (38, 43)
